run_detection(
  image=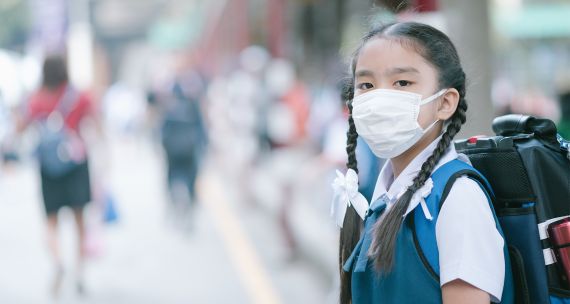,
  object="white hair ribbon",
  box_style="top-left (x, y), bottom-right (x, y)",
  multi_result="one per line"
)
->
top-left (331, 169), bottom-right (369, 228)
top-left (402, 178), bottom-right (434, 220)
